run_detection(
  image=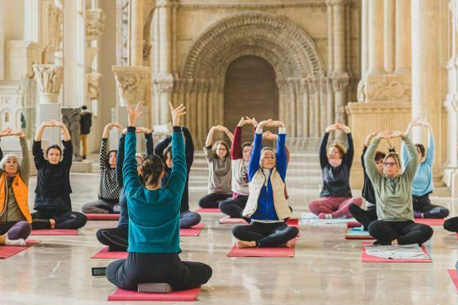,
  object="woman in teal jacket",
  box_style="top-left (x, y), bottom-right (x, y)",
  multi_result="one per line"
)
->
top-left (106, 102), bottom-right (212, 291)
